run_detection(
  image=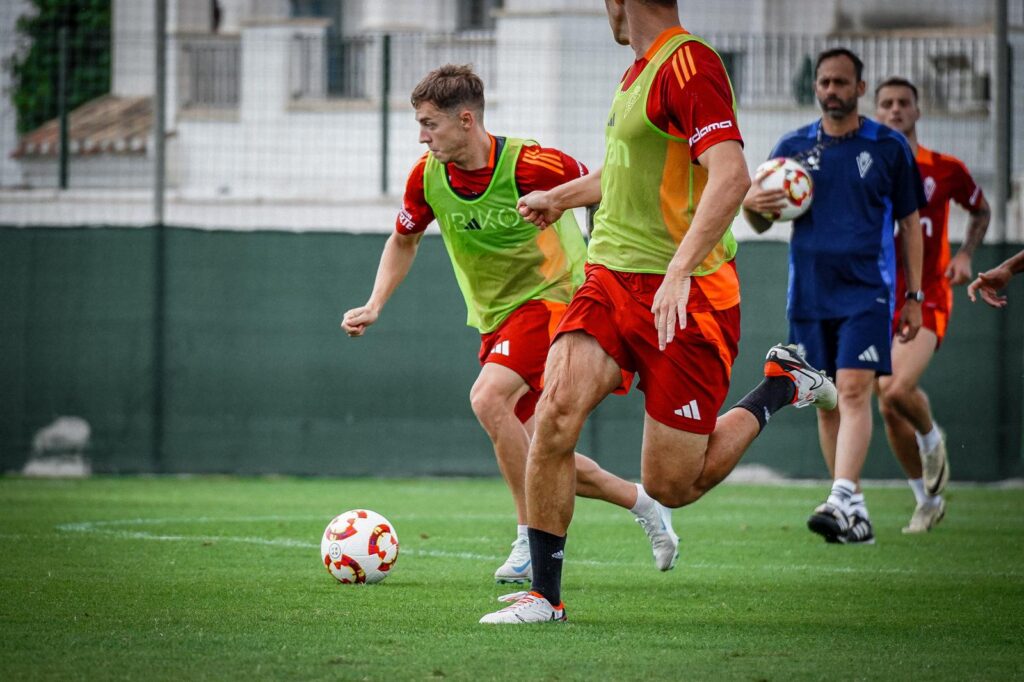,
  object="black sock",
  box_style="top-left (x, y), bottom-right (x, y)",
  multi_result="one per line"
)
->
top-left (527, 527), bottom-right (565, 606)
top-left (734, 376), bottom-right (796, 433)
